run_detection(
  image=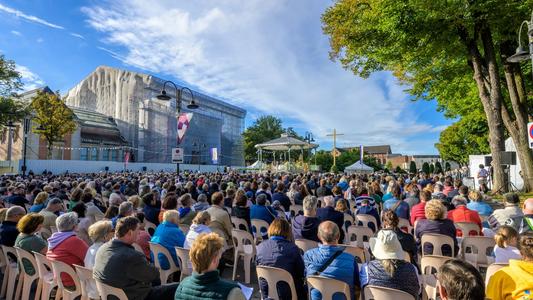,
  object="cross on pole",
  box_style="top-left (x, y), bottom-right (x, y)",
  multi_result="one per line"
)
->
top-left (326, 129), bottom-right (344, 167)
